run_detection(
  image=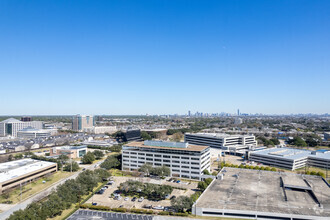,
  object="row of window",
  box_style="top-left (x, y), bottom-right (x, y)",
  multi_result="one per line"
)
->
top-left (123, 151), bottom-right (201, 161)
